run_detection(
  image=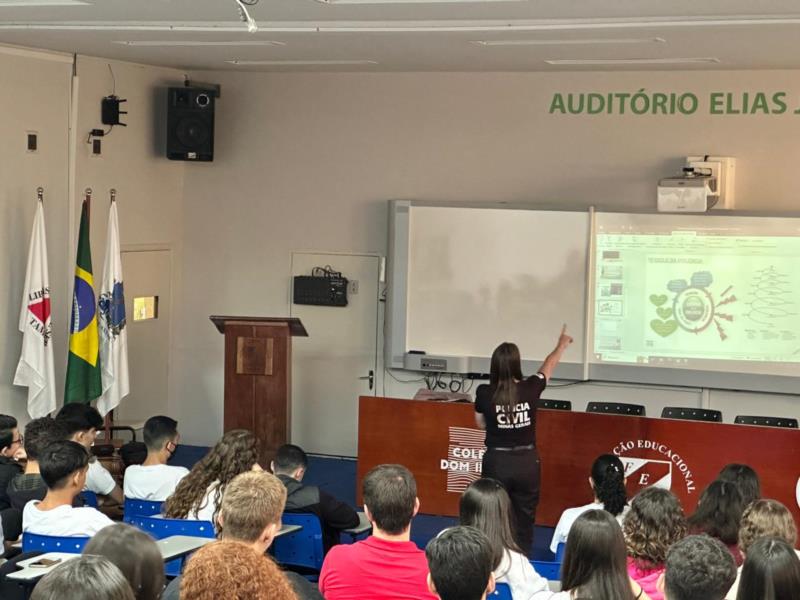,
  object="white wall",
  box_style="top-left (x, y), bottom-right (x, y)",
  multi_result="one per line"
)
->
top-left (0, 47), bottom-right (72, 424)
top-left (177, 70), bottom-right (800, 446)
top-left (0, 48), bottom-right (185, 427)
